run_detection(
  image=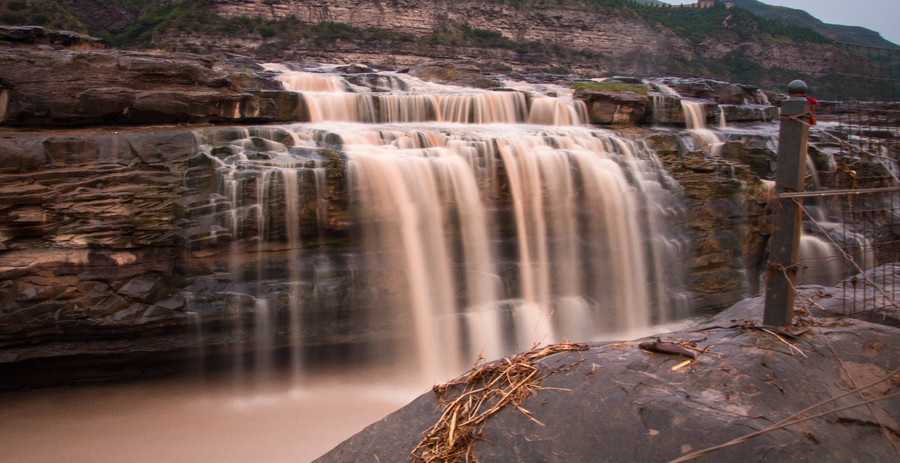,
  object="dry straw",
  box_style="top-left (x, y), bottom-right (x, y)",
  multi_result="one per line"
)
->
top-left (411, 342), bottom-right (590, 463)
